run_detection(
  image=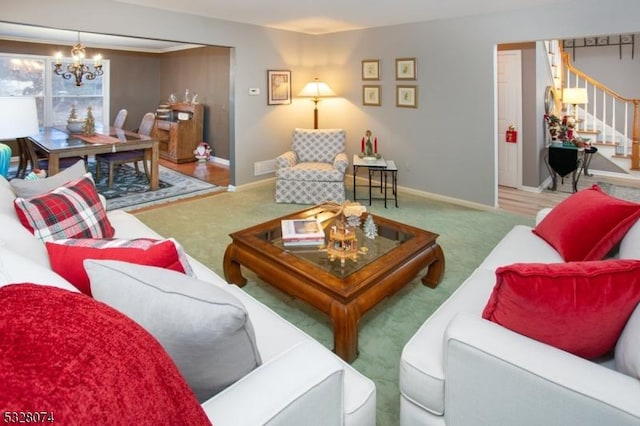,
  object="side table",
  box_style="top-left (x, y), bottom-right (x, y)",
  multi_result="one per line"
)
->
top-left (352, 155), bottom-right (398, 208)
top-left (545, 144), bottom-right (597, 193)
